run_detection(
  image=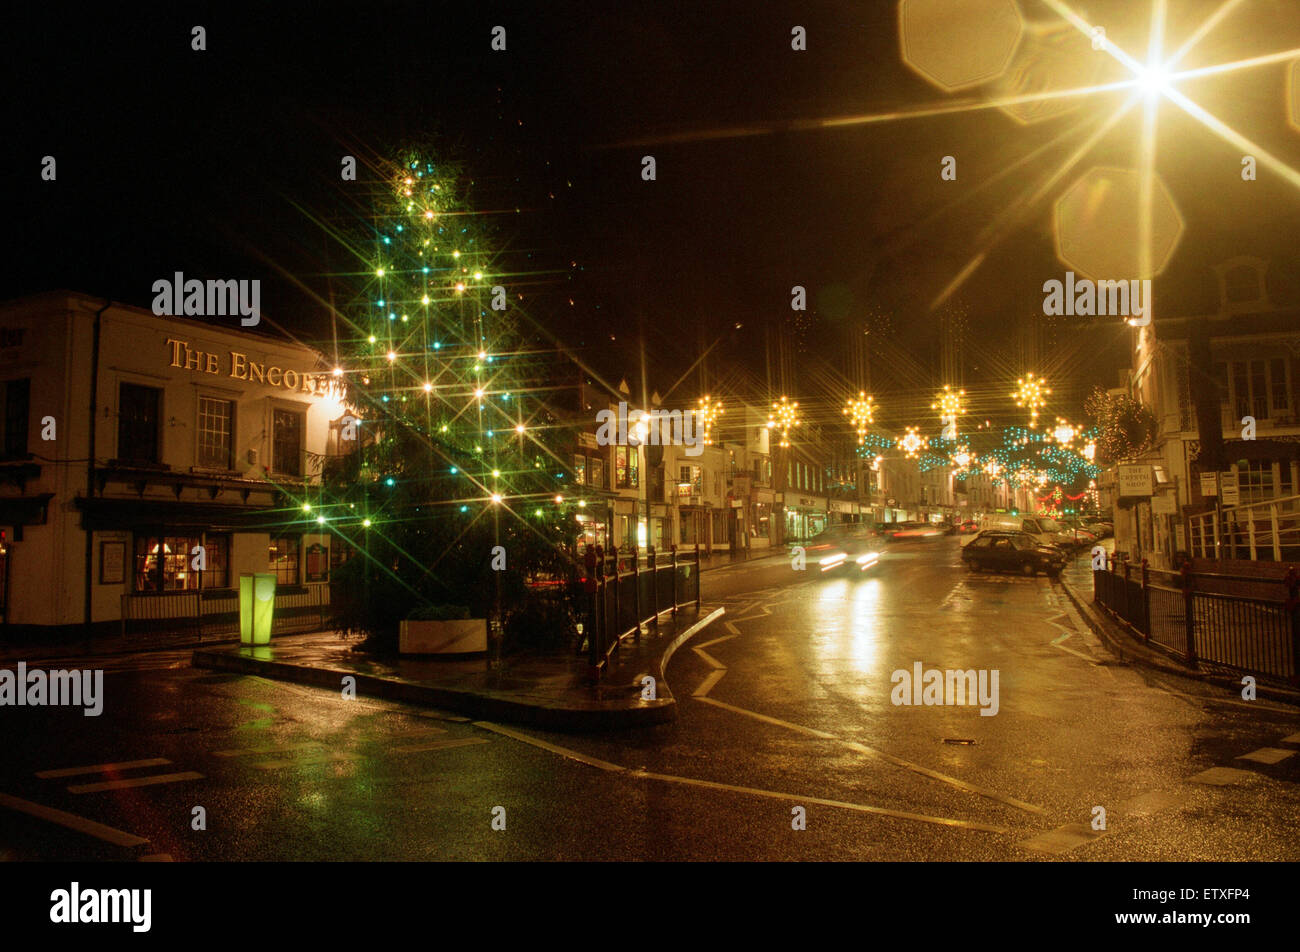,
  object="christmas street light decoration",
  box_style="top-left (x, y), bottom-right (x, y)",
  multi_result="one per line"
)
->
top-left (844, 391), bottom-right (876, 444)
top-left (768, 396), bottom-right (800, 448)
top-left (899, 426), bottom-right (927, 459)
top-left (1012, 373), bottom-right (1050, 428)
top-left (931, 385), bottom-right (966, 436)
top-left (1050, 417), bottom-right (1077, 447)
top-left (697, 395), bottom-right (723, 446)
